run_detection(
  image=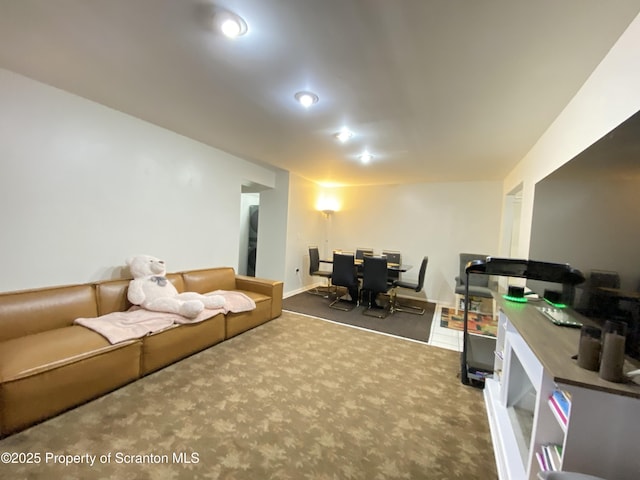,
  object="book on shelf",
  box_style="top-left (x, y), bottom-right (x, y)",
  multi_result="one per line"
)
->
top-left (542, 445), bottom-right (554, 471)
top-left (541, 444), bottom-right (562, 471)
top-left (537, 444), bottom-right (563, 472)
top-left (549, 445), bottom-right (562, 470)
top-left (553, 444), bottom-right (563, 459)
top-left (548, 396), bottom-right (568, 426)
top-left (536, 451), bottom-right (548, 472)
top-left (552, 389), bottom-right (571, 417)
